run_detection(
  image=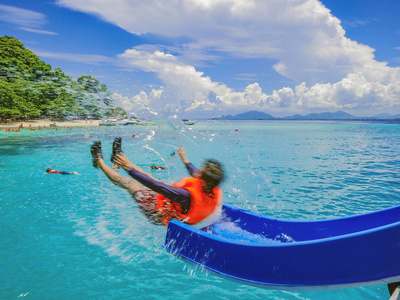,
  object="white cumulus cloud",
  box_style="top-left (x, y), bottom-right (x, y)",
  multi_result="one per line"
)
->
top-left (118, 48), bottom-right (400, 117)
top-left (55, 0), bottom-right (400, 117)
top-left (56, 0), bottom-right (390, 84)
